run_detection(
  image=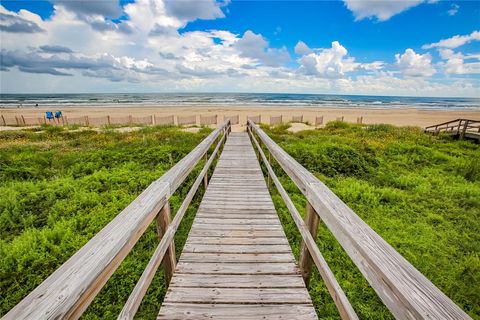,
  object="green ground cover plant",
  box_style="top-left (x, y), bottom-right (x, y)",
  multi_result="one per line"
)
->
top-left (0, 122), bottom-right (478, 319)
